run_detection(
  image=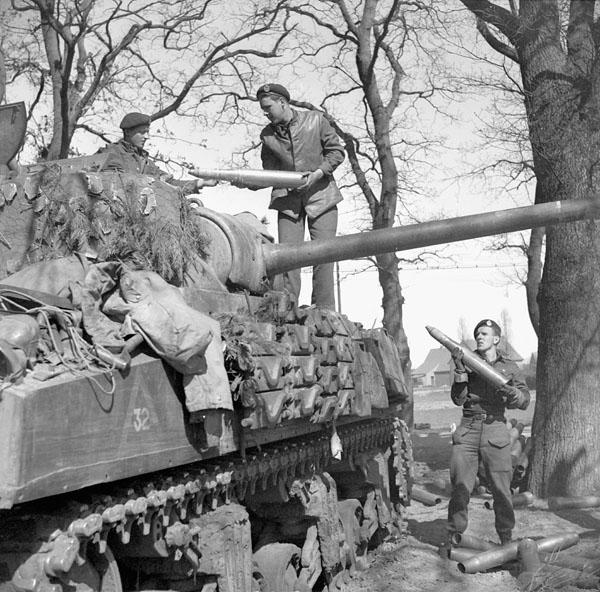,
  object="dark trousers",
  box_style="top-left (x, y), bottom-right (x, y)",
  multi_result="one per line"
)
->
top-left (277, 206), bottom-right (338, 309)
top-left (448, 417), bottom-right (514, 539)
